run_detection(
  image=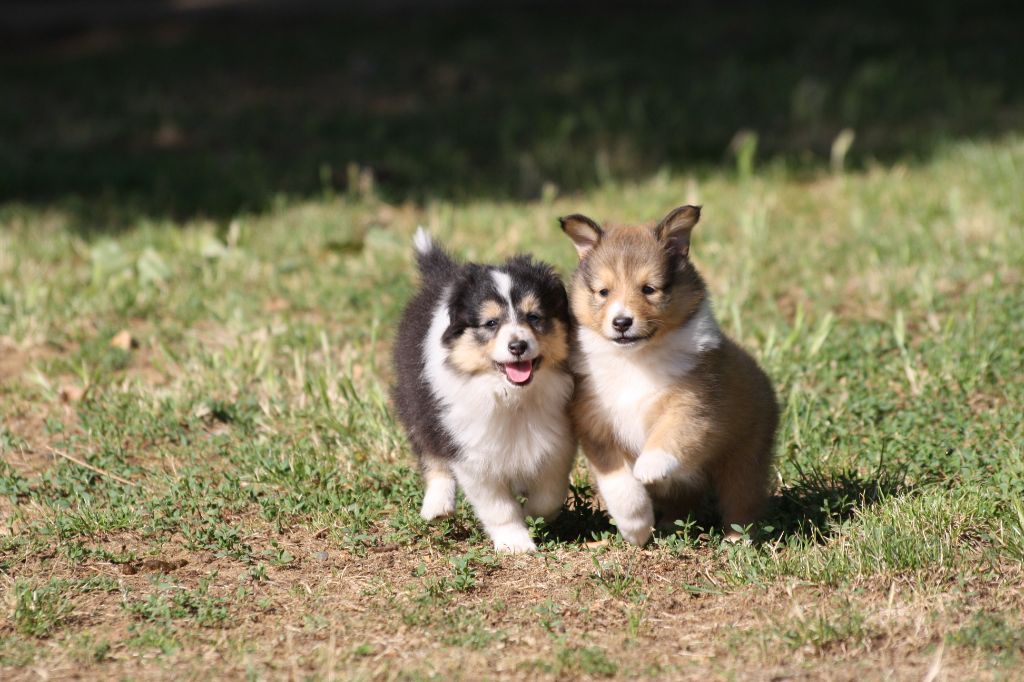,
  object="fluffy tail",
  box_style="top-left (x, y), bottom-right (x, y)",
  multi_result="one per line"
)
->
top-left (412, 226), bottom-right (457, 282)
